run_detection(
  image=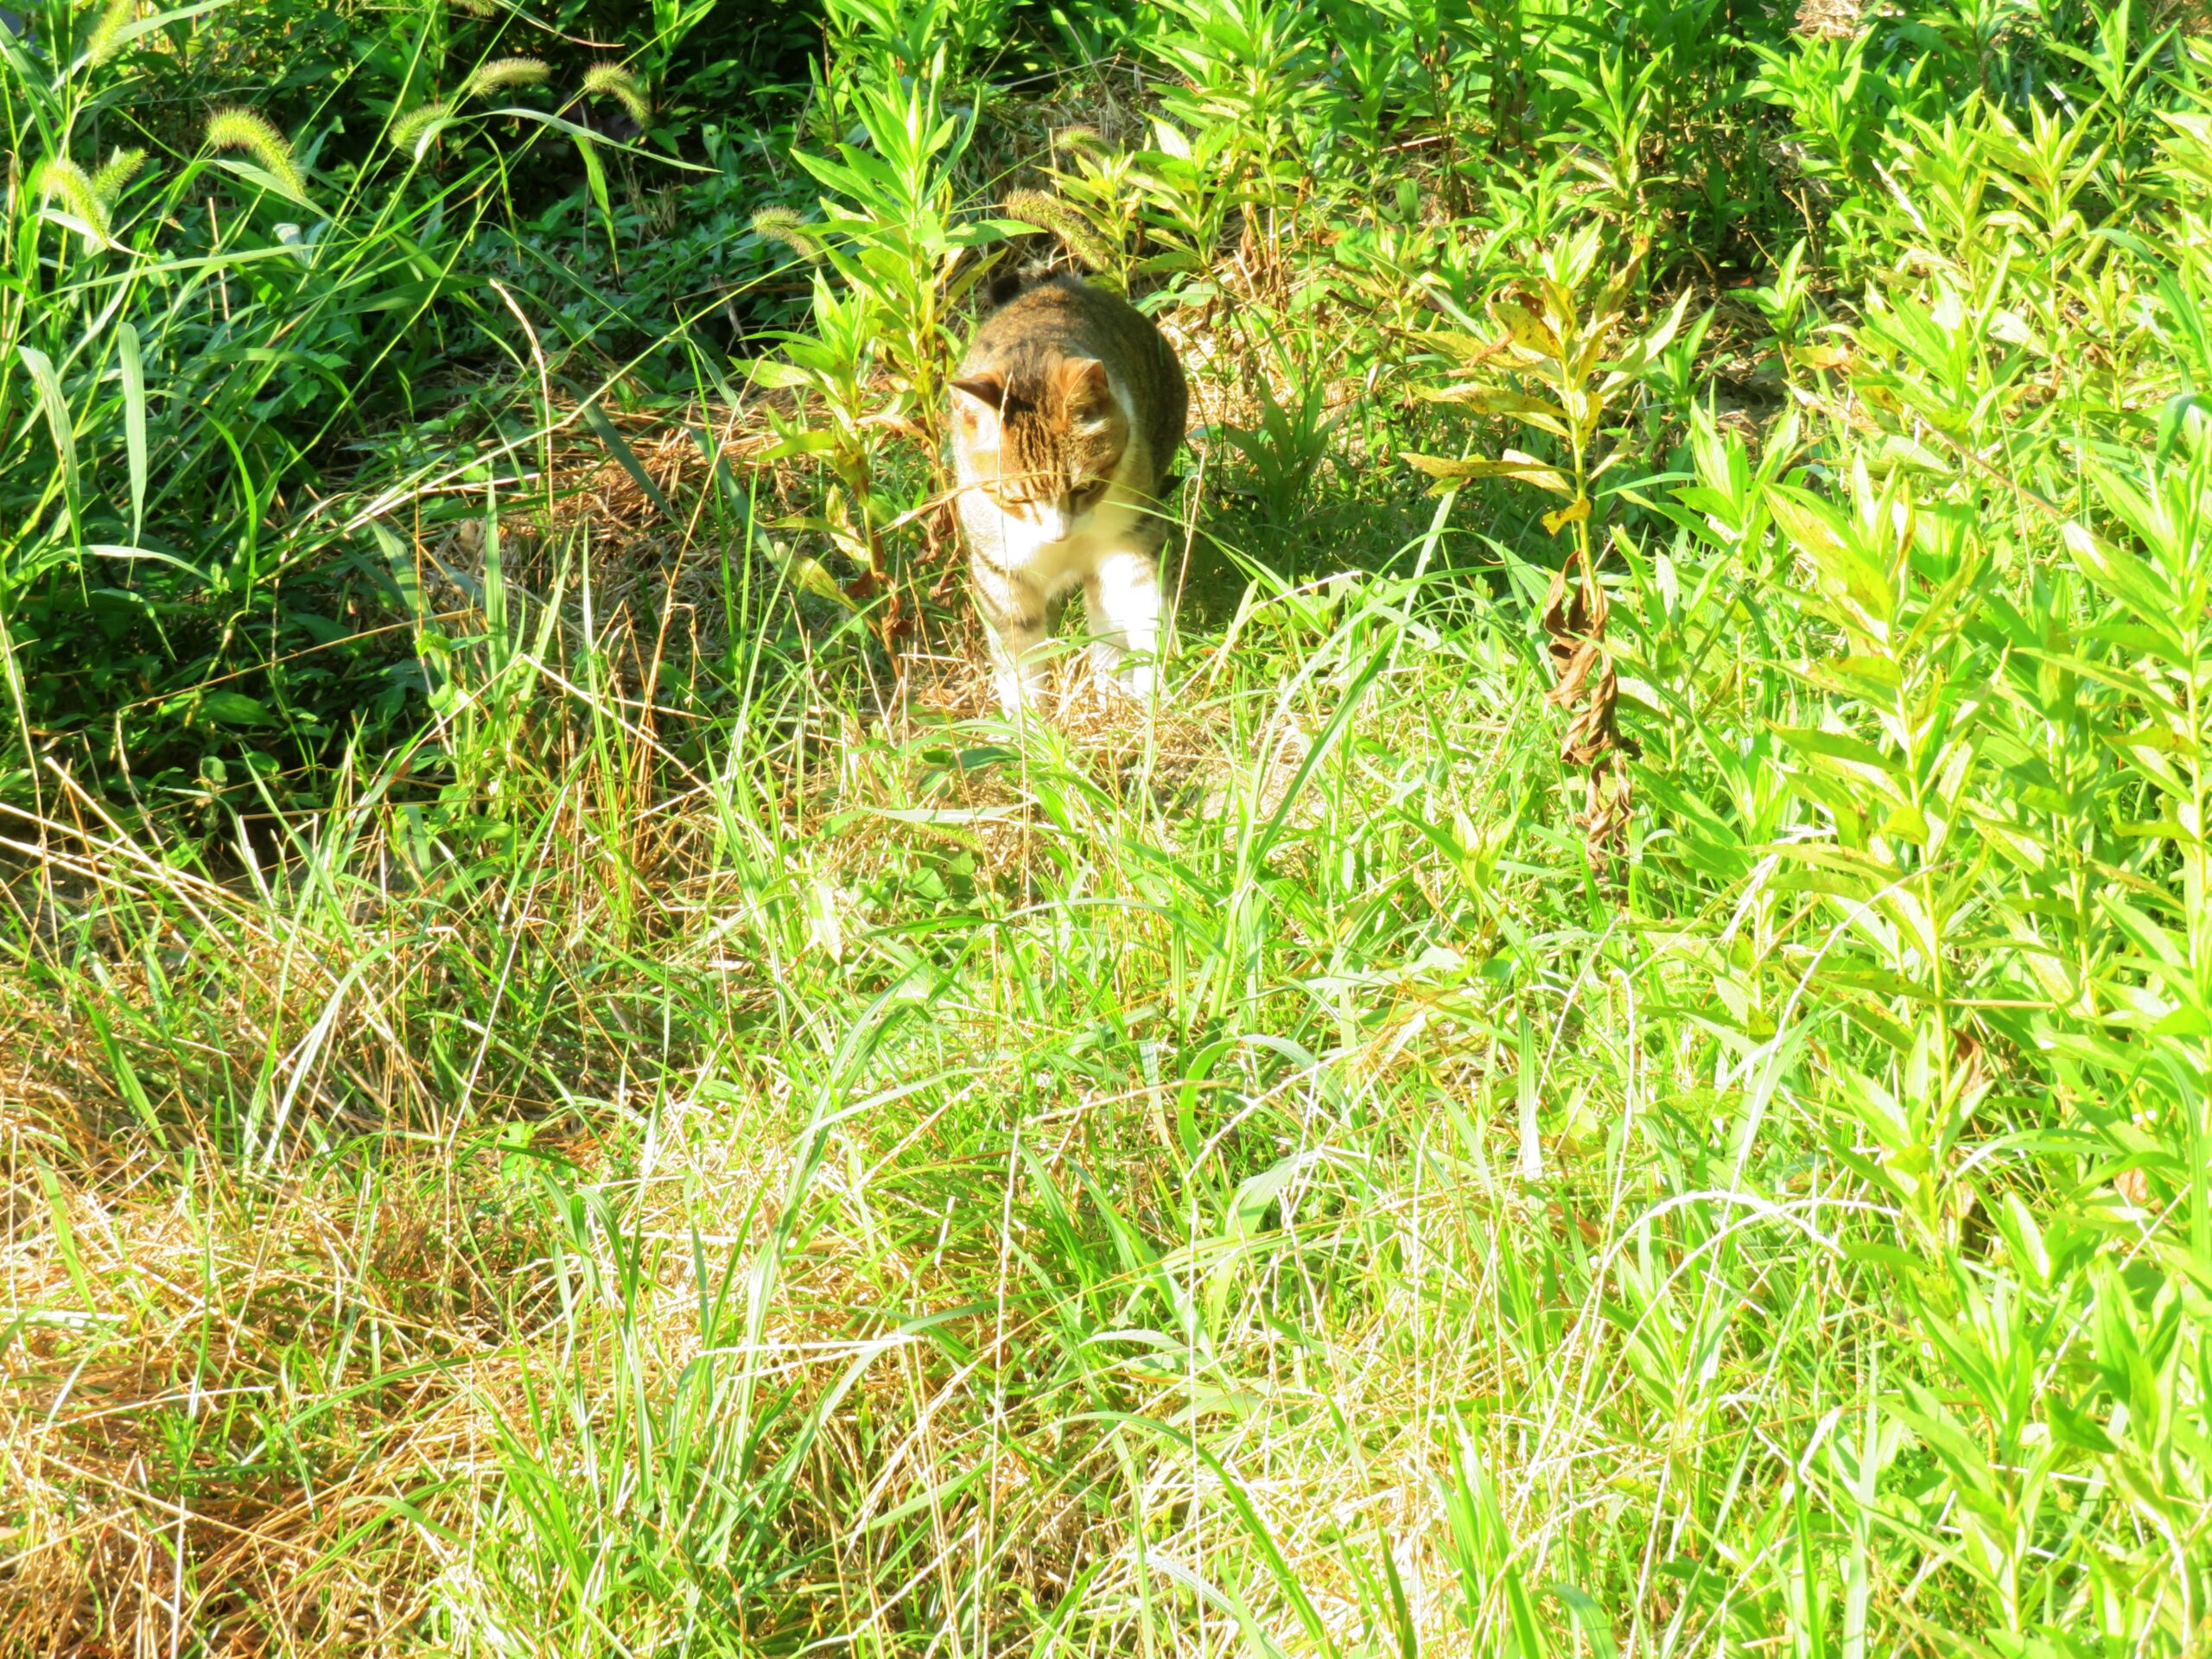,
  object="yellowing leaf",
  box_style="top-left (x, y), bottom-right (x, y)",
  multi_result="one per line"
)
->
top-left (1414, 327), bottom-right (1510, 366)
top-left (1491, 291), bottom-right (1562, 359)
top-left (1423, 384), bottom-right (1573, 438)
top-left (1542, 497), bottom-right (1592, 535)
top-left (1402, 450), bottom-right (1573, 496)
top-left (1452, 387), bottom-right (1567, 420)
